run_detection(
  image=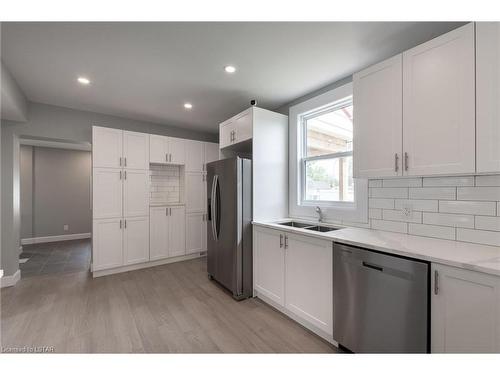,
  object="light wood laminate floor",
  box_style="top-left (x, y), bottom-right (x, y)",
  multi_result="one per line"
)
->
top-left (1, 257), bottom-right (337, 353)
